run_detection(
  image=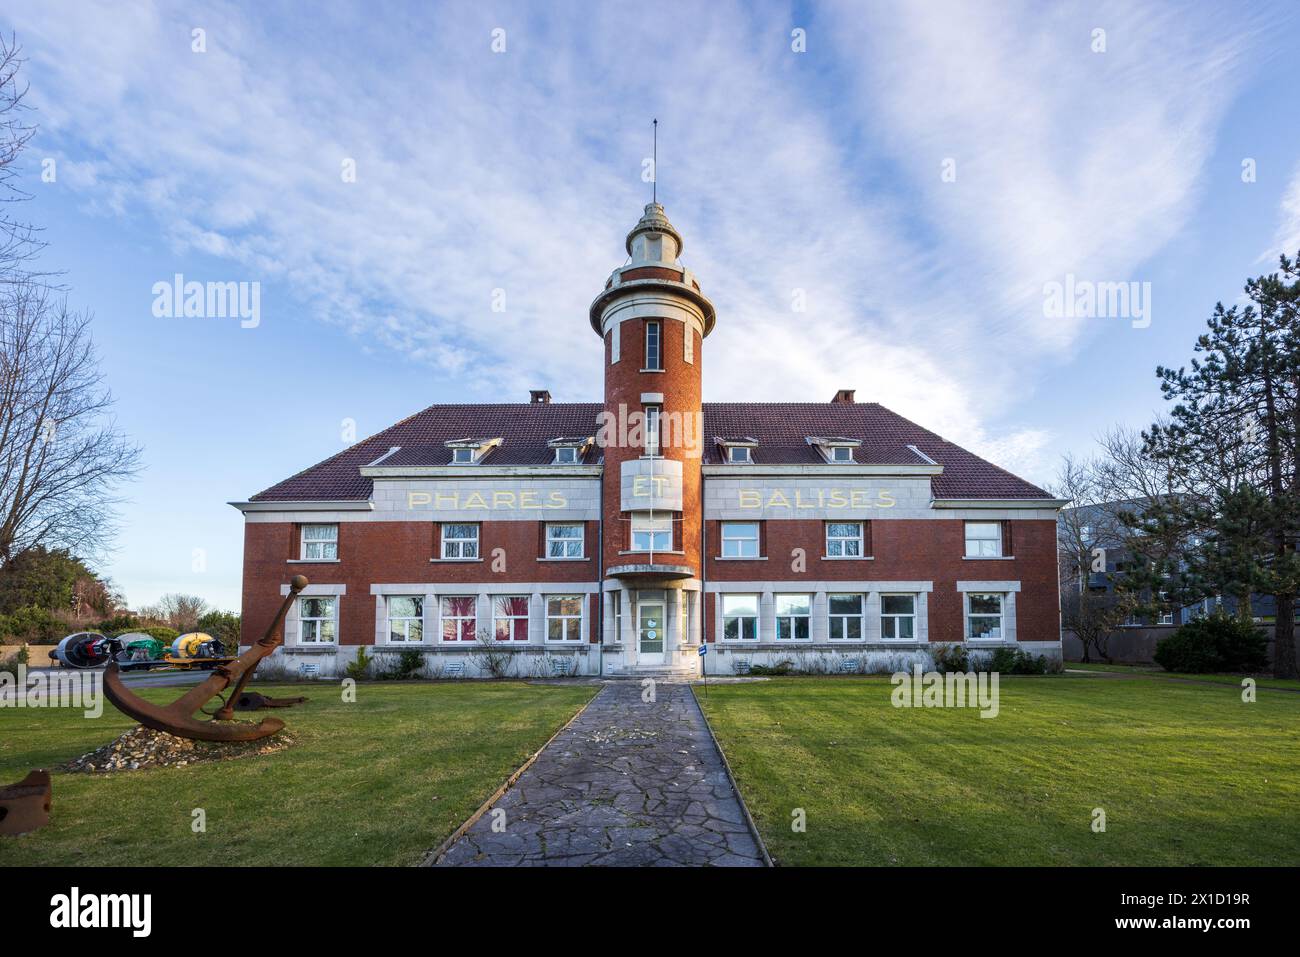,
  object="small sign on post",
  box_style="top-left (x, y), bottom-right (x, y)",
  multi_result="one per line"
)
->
top-left (698, 643), bottom-right (708, 696)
